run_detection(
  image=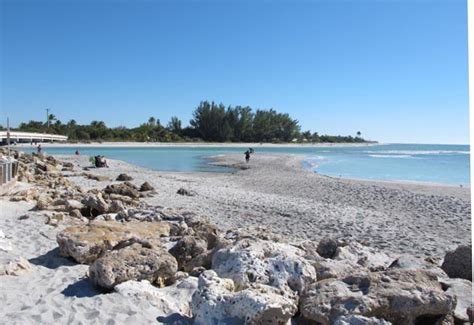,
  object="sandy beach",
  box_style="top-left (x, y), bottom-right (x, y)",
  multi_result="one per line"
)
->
top-left (0, 151), bottom-right (471, 324)
top-left (52, 153), bottom-right (471, 257)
